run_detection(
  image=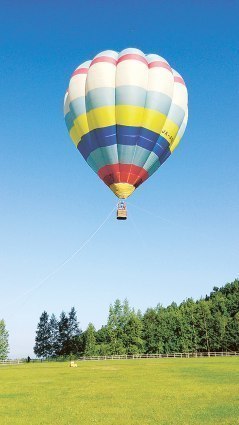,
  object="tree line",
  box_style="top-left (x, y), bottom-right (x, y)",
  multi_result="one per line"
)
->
top-left (0, 319), bottom-right (9, 360)
top-left (34, 279), bottom-right (239, 358)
